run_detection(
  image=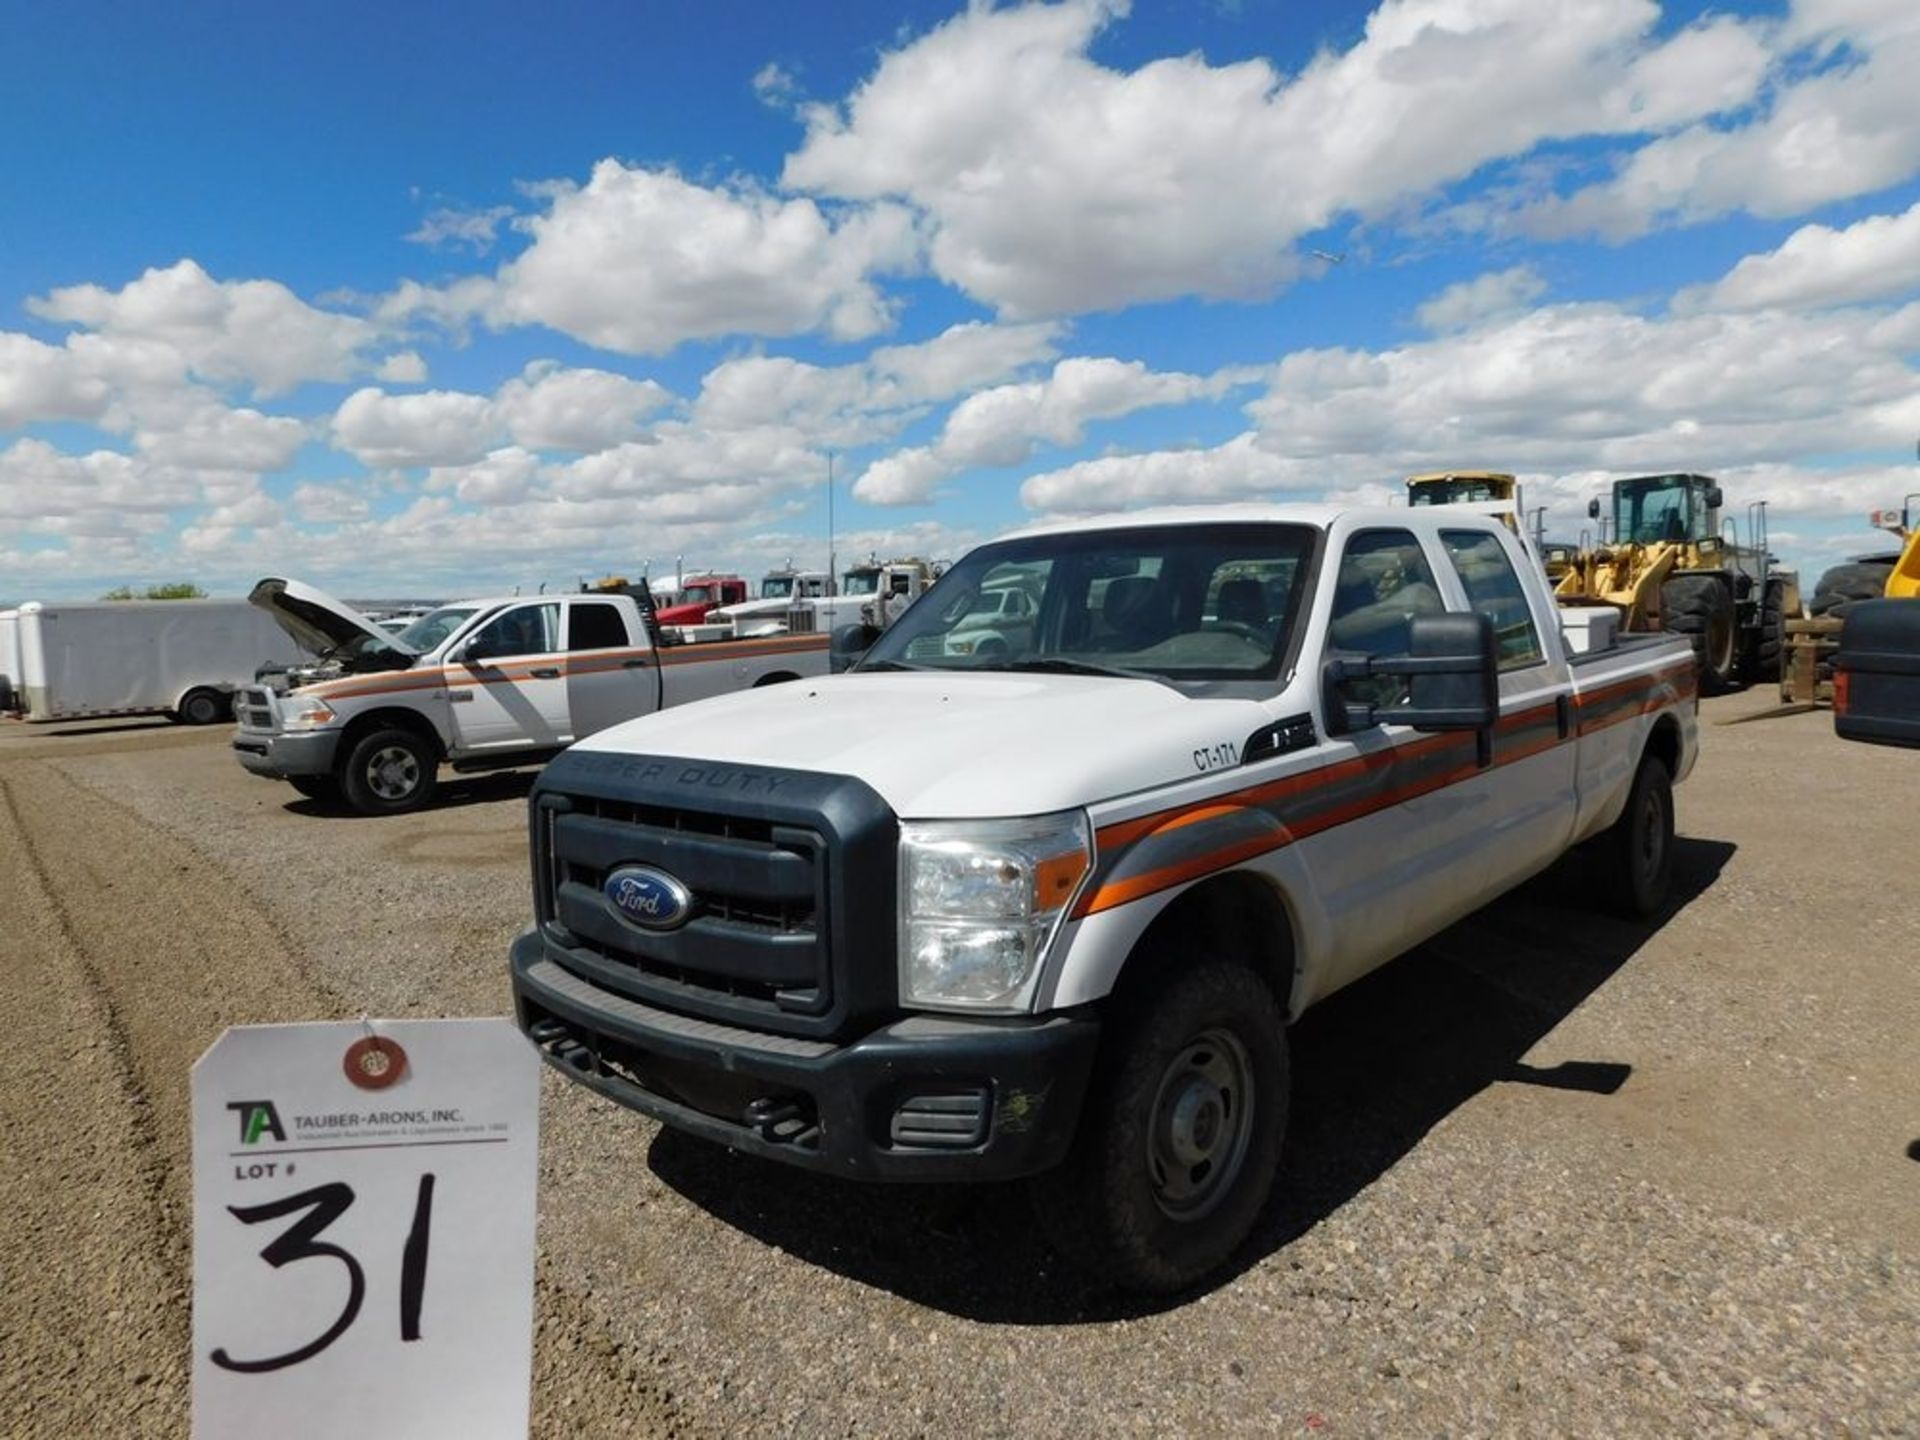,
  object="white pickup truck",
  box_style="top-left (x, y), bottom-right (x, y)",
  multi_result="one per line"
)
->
top-left (233, 580), bottom-right (828, 814)
top-left (509, 504), bottom-right (1698, 1290)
